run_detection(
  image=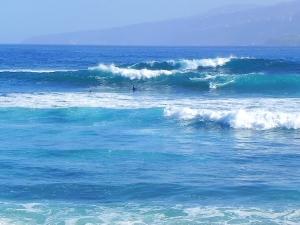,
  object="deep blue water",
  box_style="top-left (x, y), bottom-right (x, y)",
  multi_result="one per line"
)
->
top-left (0, 45), bottom-right (300, 224)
